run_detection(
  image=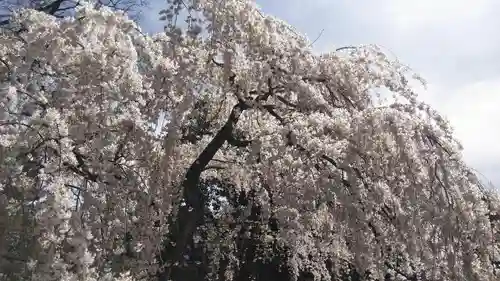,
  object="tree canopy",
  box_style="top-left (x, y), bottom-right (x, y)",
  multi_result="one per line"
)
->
top-left (1, 1), bottom-right (500, 281)
top-left (0, 0), bottom-right (147, 24)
